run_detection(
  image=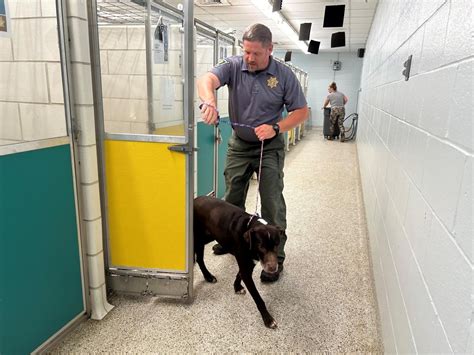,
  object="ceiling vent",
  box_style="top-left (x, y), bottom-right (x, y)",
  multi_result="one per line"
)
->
top-left (194, 0), bottom-right (232, 6)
